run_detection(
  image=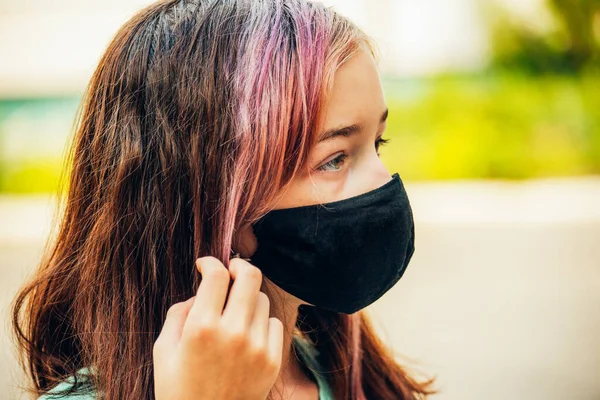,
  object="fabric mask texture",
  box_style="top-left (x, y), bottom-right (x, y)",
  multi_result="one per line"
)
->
top-left (249, 172), bottom-right (415, 314)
